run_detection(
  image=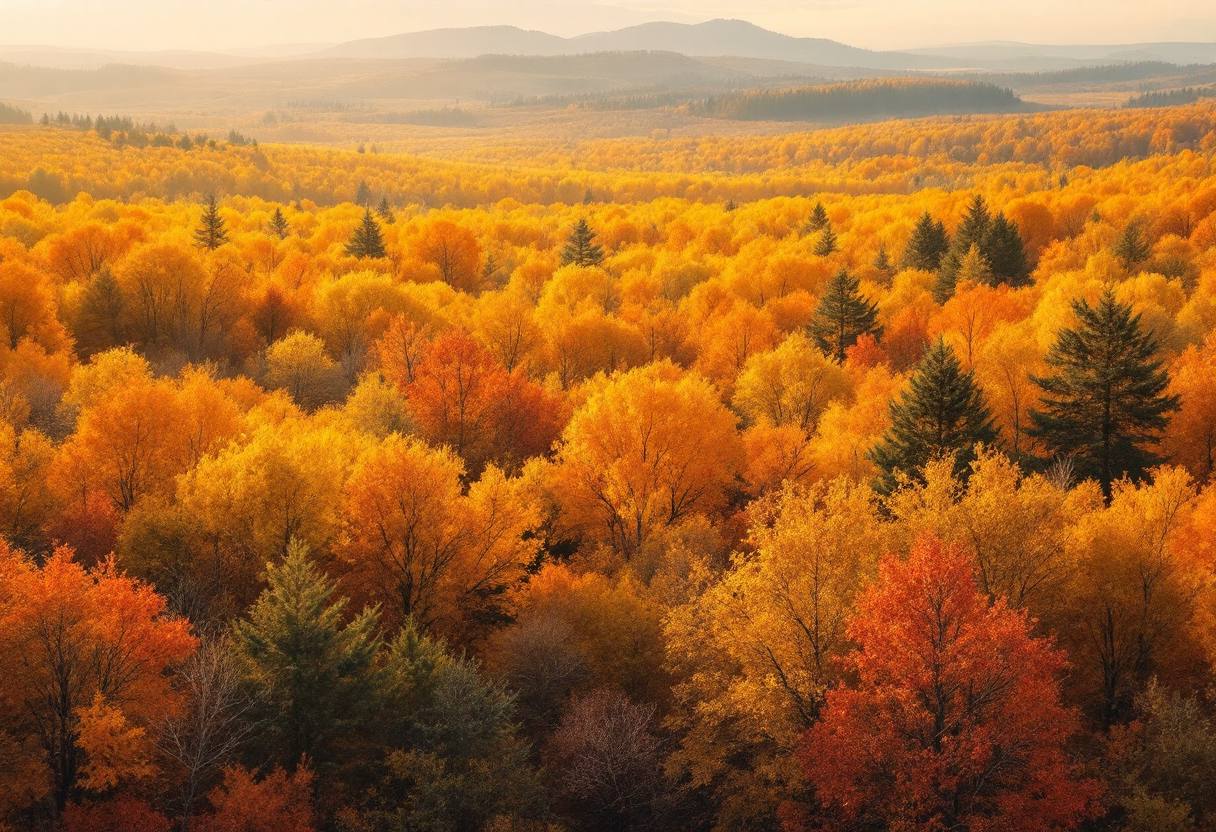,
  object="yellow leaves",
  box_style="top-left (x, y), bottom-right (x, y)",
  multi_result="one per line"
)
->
top-left (75, 696), bottom-right (155, 793)
top-left (556, 361), bottom-right (743, 557)
top-left (733, 332), bottom-right (850, 431)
